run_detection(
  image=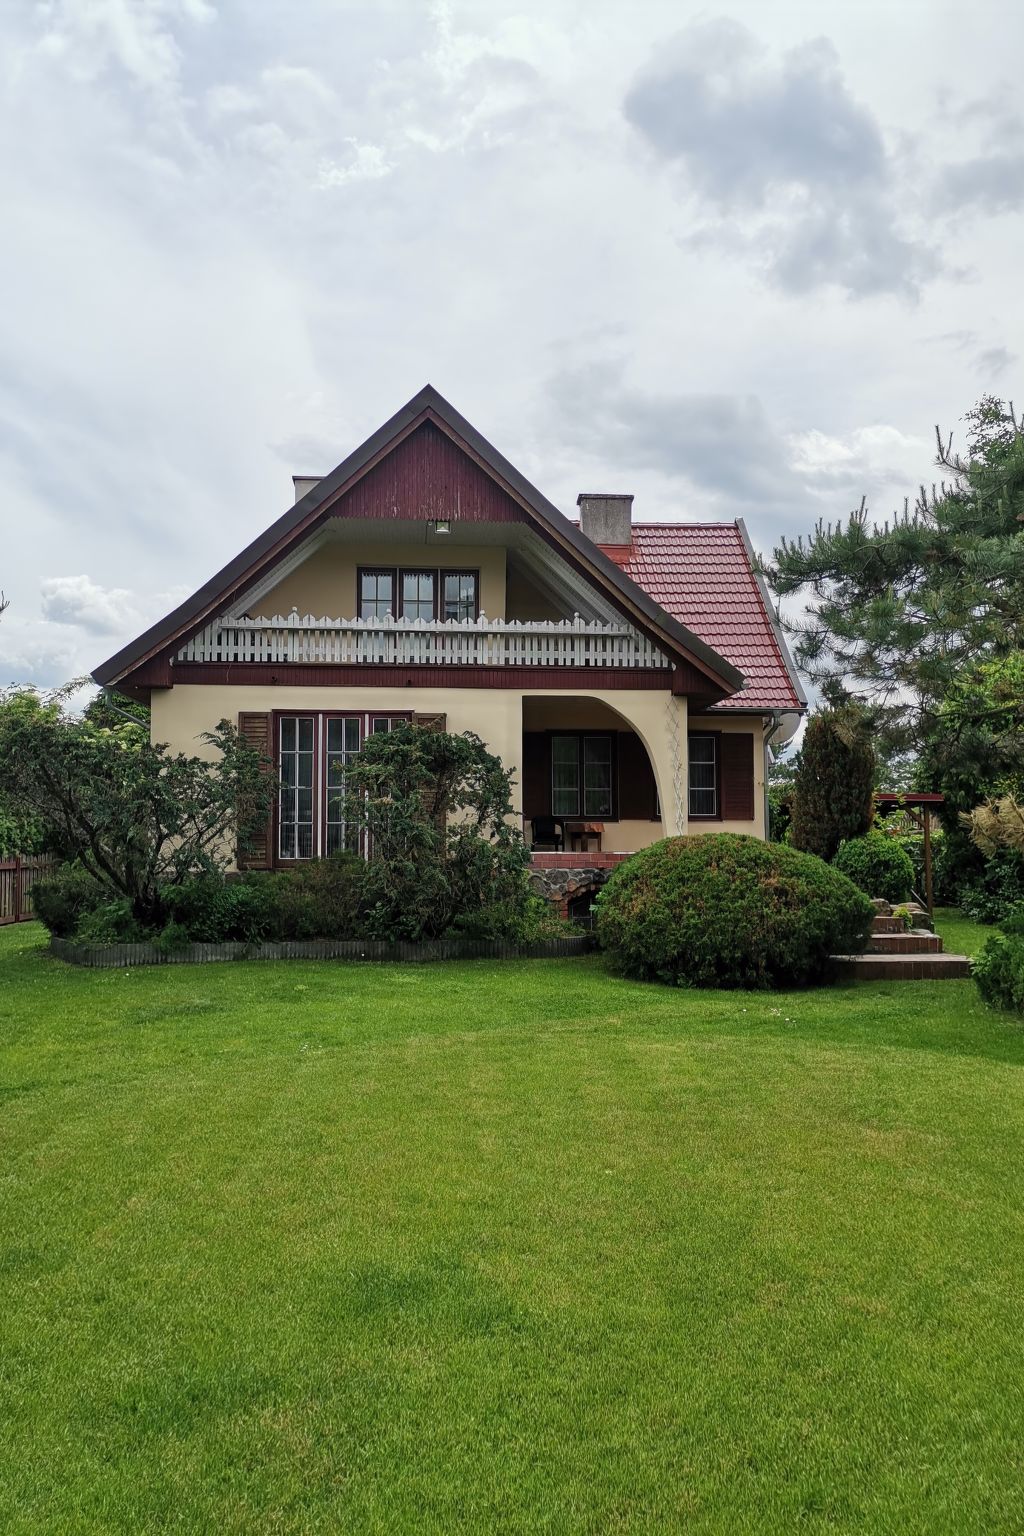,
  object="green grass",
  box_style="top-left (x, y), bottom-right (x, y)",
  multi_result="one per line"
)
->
top-left (2, 921), bottom-right (1023, 1535)
top-left (933, 905), bottom-right (993, 958)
